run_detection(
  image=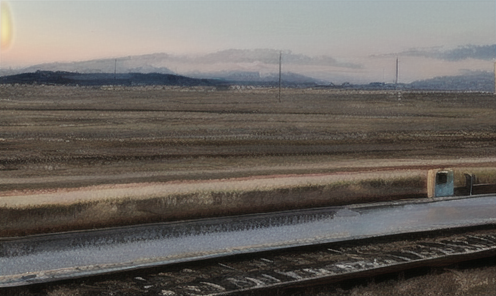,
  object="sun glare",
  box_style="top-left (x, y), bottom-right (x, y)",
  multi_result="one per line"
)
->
top-left (1, 1), bottom-right (13, 50)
